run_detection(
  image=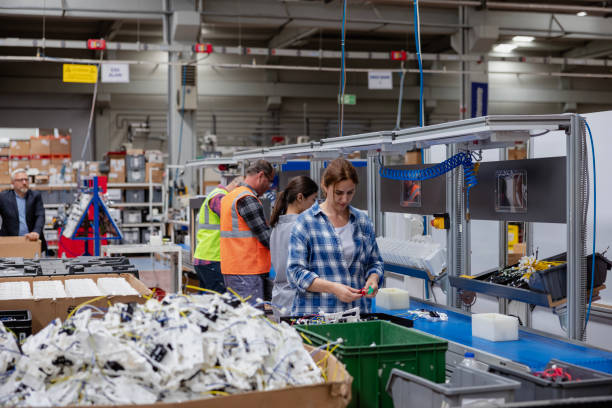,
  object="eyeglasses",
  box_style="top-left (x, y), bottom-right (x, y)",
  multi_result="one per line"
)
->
top-left (13, 178), bottom-right (28, 183)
